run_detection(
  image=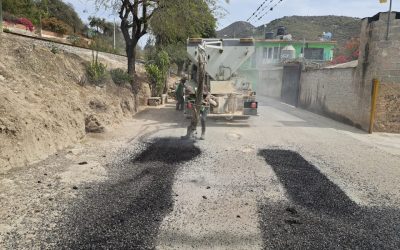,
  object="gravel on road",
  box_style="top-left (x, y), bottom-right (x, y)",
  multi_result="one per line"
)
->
top-left (258, 149), bottom-right (400, 249)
